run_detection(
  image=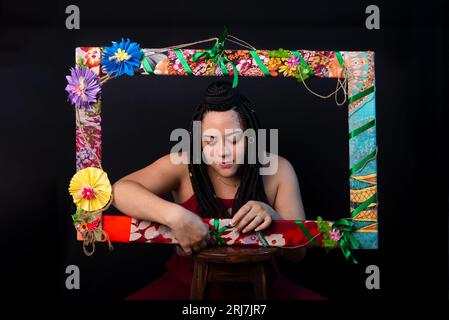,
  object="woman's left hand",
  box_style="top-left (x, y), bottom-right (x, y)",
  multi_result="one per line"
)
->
top-left (230, 200), bottom-right (276, 233)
